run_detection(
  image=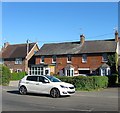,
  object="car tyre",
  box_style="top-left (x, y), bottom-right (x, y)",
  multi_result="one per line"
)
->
top-left (19, 86), bottom-right (27, 95)
top-left (50, 88), bottom-right (60, 98)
